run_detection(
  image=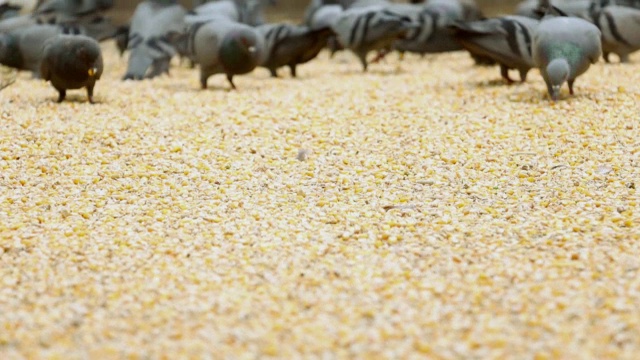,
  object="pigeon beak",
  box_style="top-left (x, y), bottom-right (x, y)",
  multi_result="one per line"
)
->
top-left (248, 46), bottom-right (256, 54)
top-left (551, 85), bottom-right (561, 101)
top-left (88, 68), bottom-right (96, 77)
